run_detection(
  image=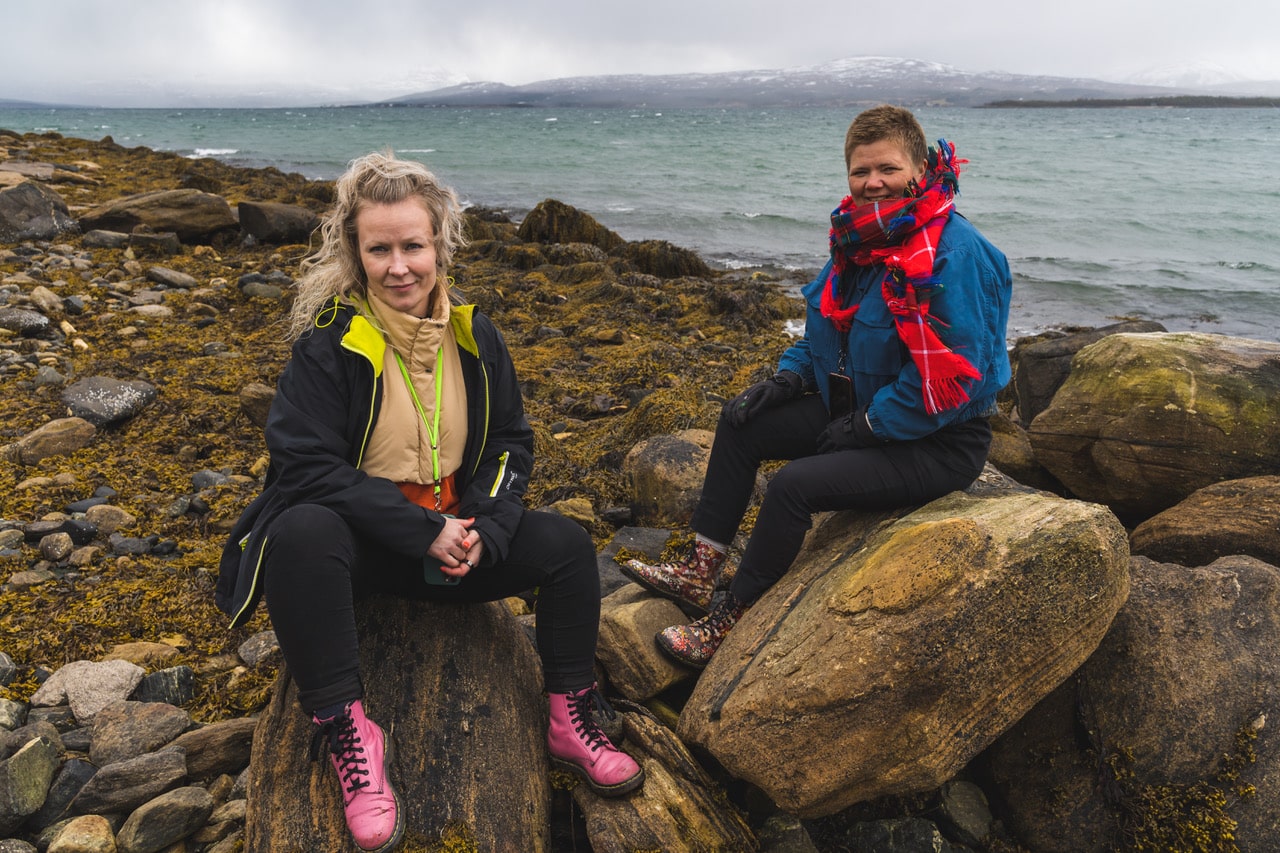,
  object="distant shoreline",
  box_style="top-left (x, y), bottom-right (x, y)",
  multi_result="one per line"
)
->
top-left (982, 95), bottom-right (1280, 109)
